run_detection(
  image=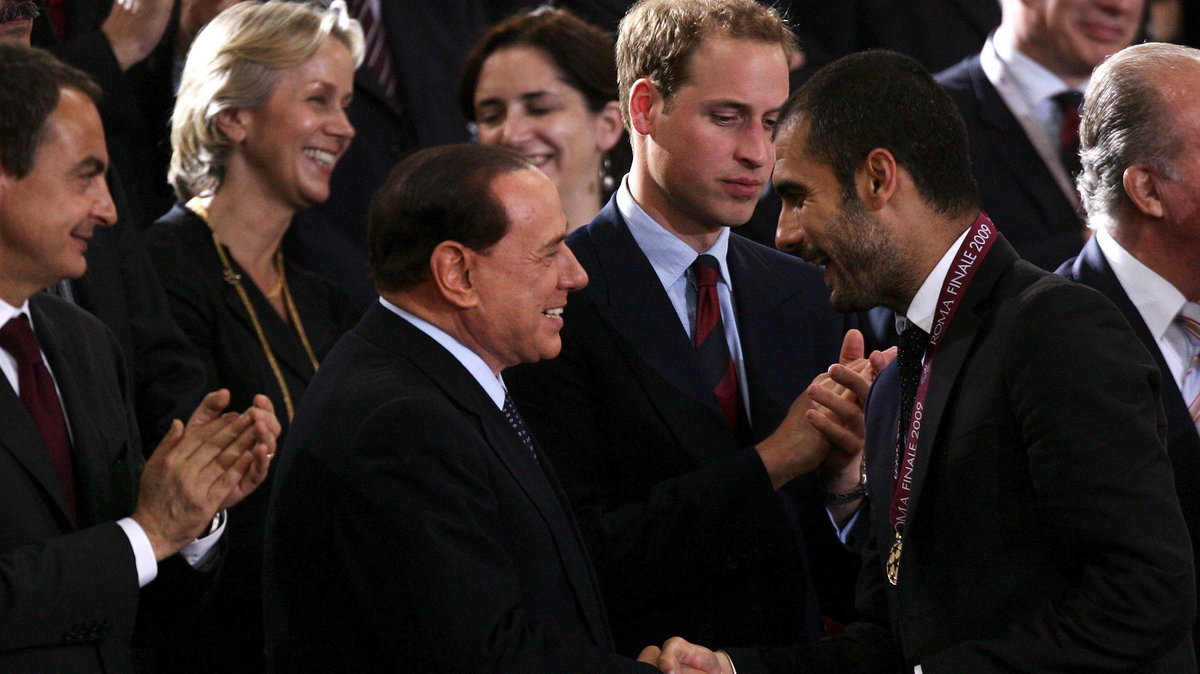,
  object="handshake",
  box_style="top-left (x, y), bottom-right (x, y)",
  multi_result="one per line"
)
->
top-left (638, 638), bottom-right (735, 674)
